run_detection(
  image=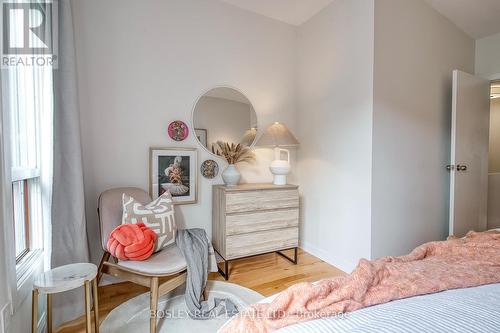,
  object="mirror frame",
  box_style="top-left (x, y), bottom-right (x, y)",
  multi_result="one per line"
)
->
top-left (190, 85), bottom-right (258, 157)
